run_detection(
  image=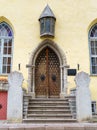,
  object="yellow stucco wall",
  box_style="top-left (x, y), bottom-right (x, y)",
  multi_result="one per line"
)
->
top-left (0, 0), bottom-right (97, 100)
